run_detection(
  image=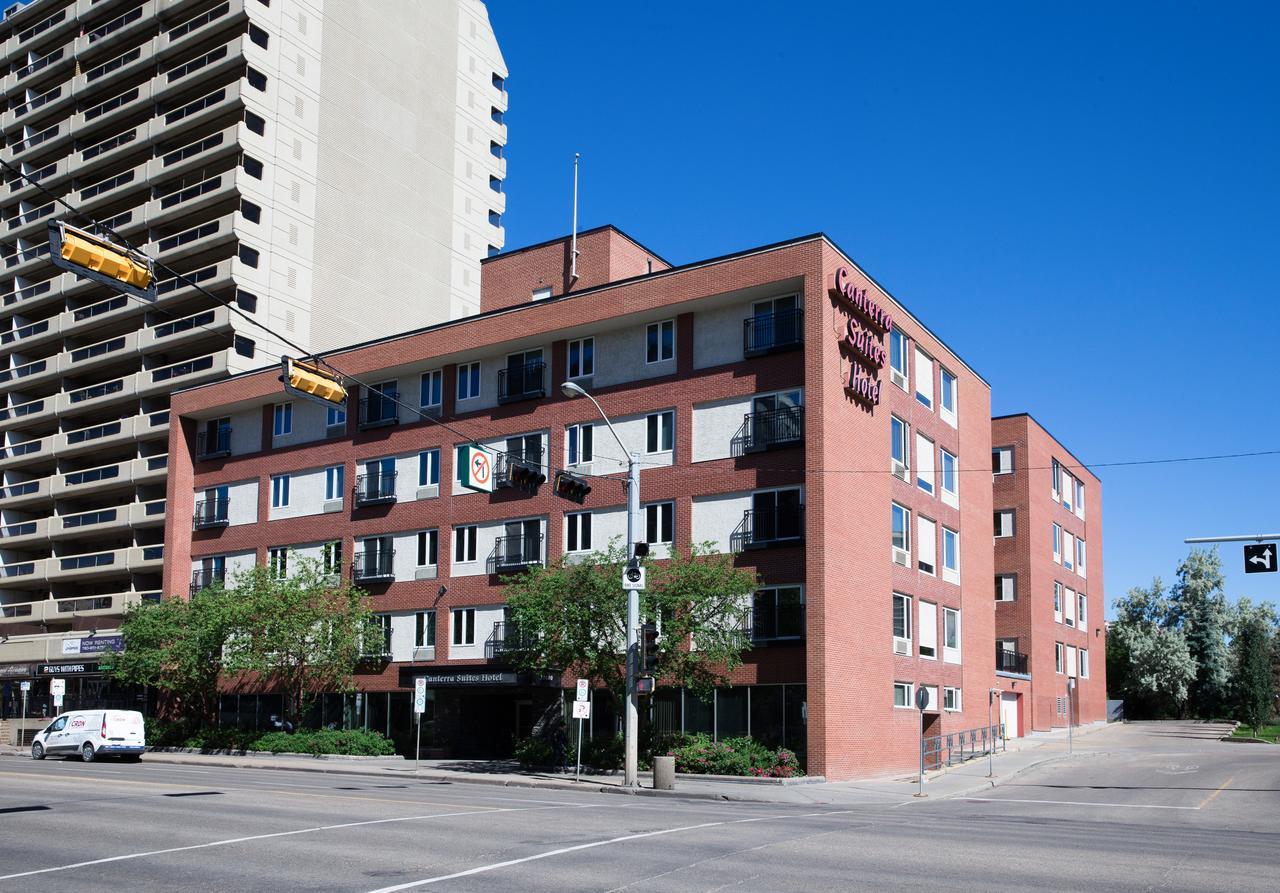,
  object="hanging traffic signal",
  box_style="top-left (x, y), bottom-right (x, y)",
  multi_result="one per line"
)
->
top-left (281, 357), bottom-right (348, 409)
top-left (553, 470), bottom-right (591, 504)
top-left (507, 458), bottom-right (546, 491)
top-left (48, 221), bottom-right (155, 301)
